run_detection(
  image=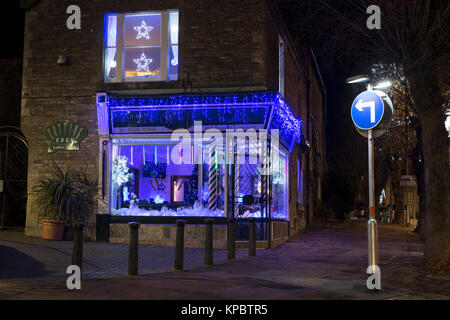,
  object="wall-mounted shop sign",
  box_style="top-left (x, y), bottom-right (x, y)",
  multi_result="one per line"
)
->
top-left (44, 121), bottom-right (87, 152)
